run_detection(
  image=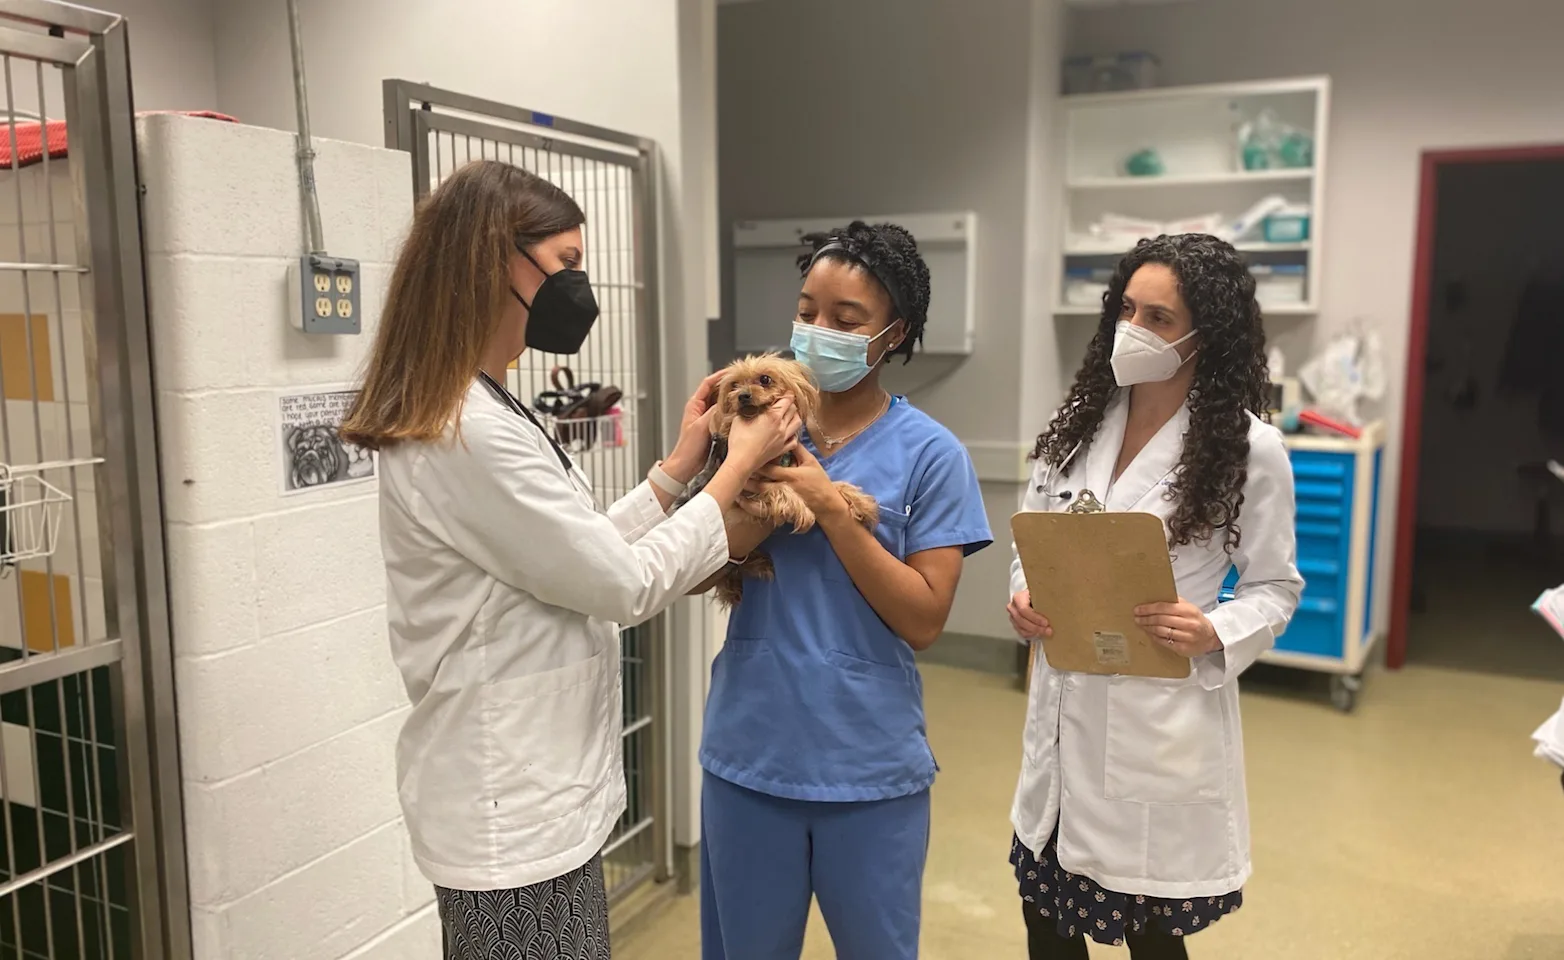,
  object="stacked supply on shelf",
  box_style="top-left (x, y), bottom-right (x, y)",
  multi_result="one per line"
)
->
top-left (1068, 195), bottom-right (1312, 252)
top-left (1062, 194), bottom-right (1314, 309)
